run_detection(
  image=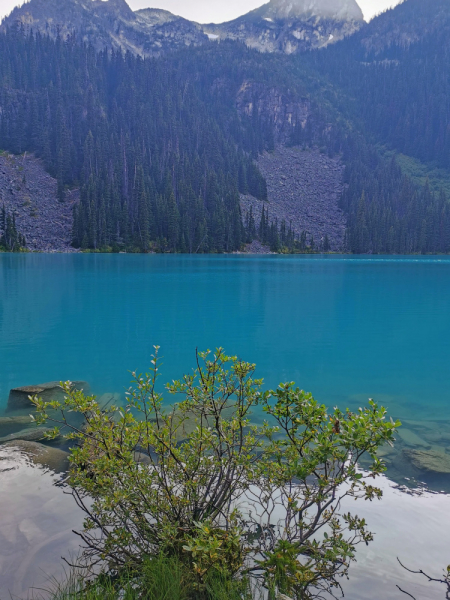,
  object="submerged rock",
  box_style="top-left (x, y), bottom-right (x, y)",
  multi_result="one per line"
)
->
top-left (0, 427), bottom-right (57, 443)
top-left (402, 419), bottom-right (444, 431)
top-left (404, 449), bottom-right (450, 474)
top-left (7, 381), bottom-right (90, 411)
top-left (0, 415), bottom-right (34, 438)
top-left (422, 430), bottom-right (450, 444)
top-left (97, 392), bottom-right (121, 408)
top-left (0, 415), bottom-right (34, 428)
top-left (397, 428), bottom-right (430, 448)
top-left (1, 440), bottom-right (69, 472)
